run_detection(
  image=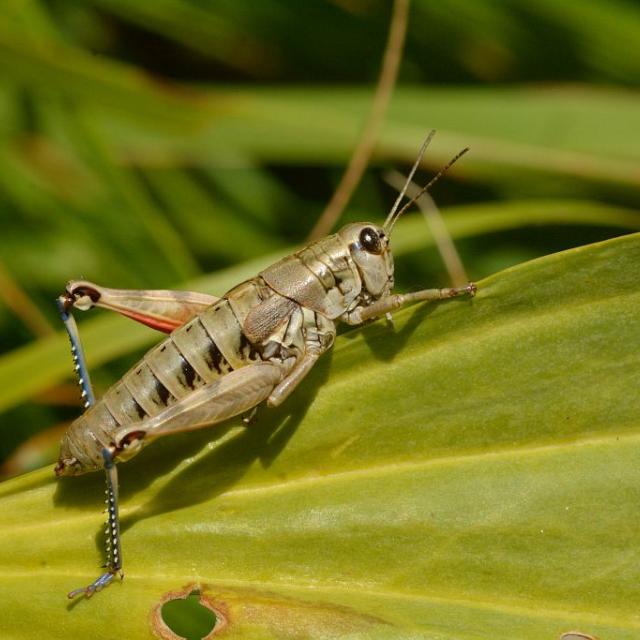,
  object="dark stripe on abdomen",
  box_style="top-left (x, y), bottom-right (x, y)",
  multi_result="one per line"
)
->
top-left (172, 316), bottom-right (232, 383)
top-left (146, 337), bottom-right (205, 398)
top-left (123, 362), bottom-right (177, 417)
top-left (198, 320), bottom-right (233, 374)
top-left (199, 298), bottom-right (246, 369)
top-left (103, 380), bottom-right (149, 425)
top-left (180, 356), bottom-right (197, 389)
